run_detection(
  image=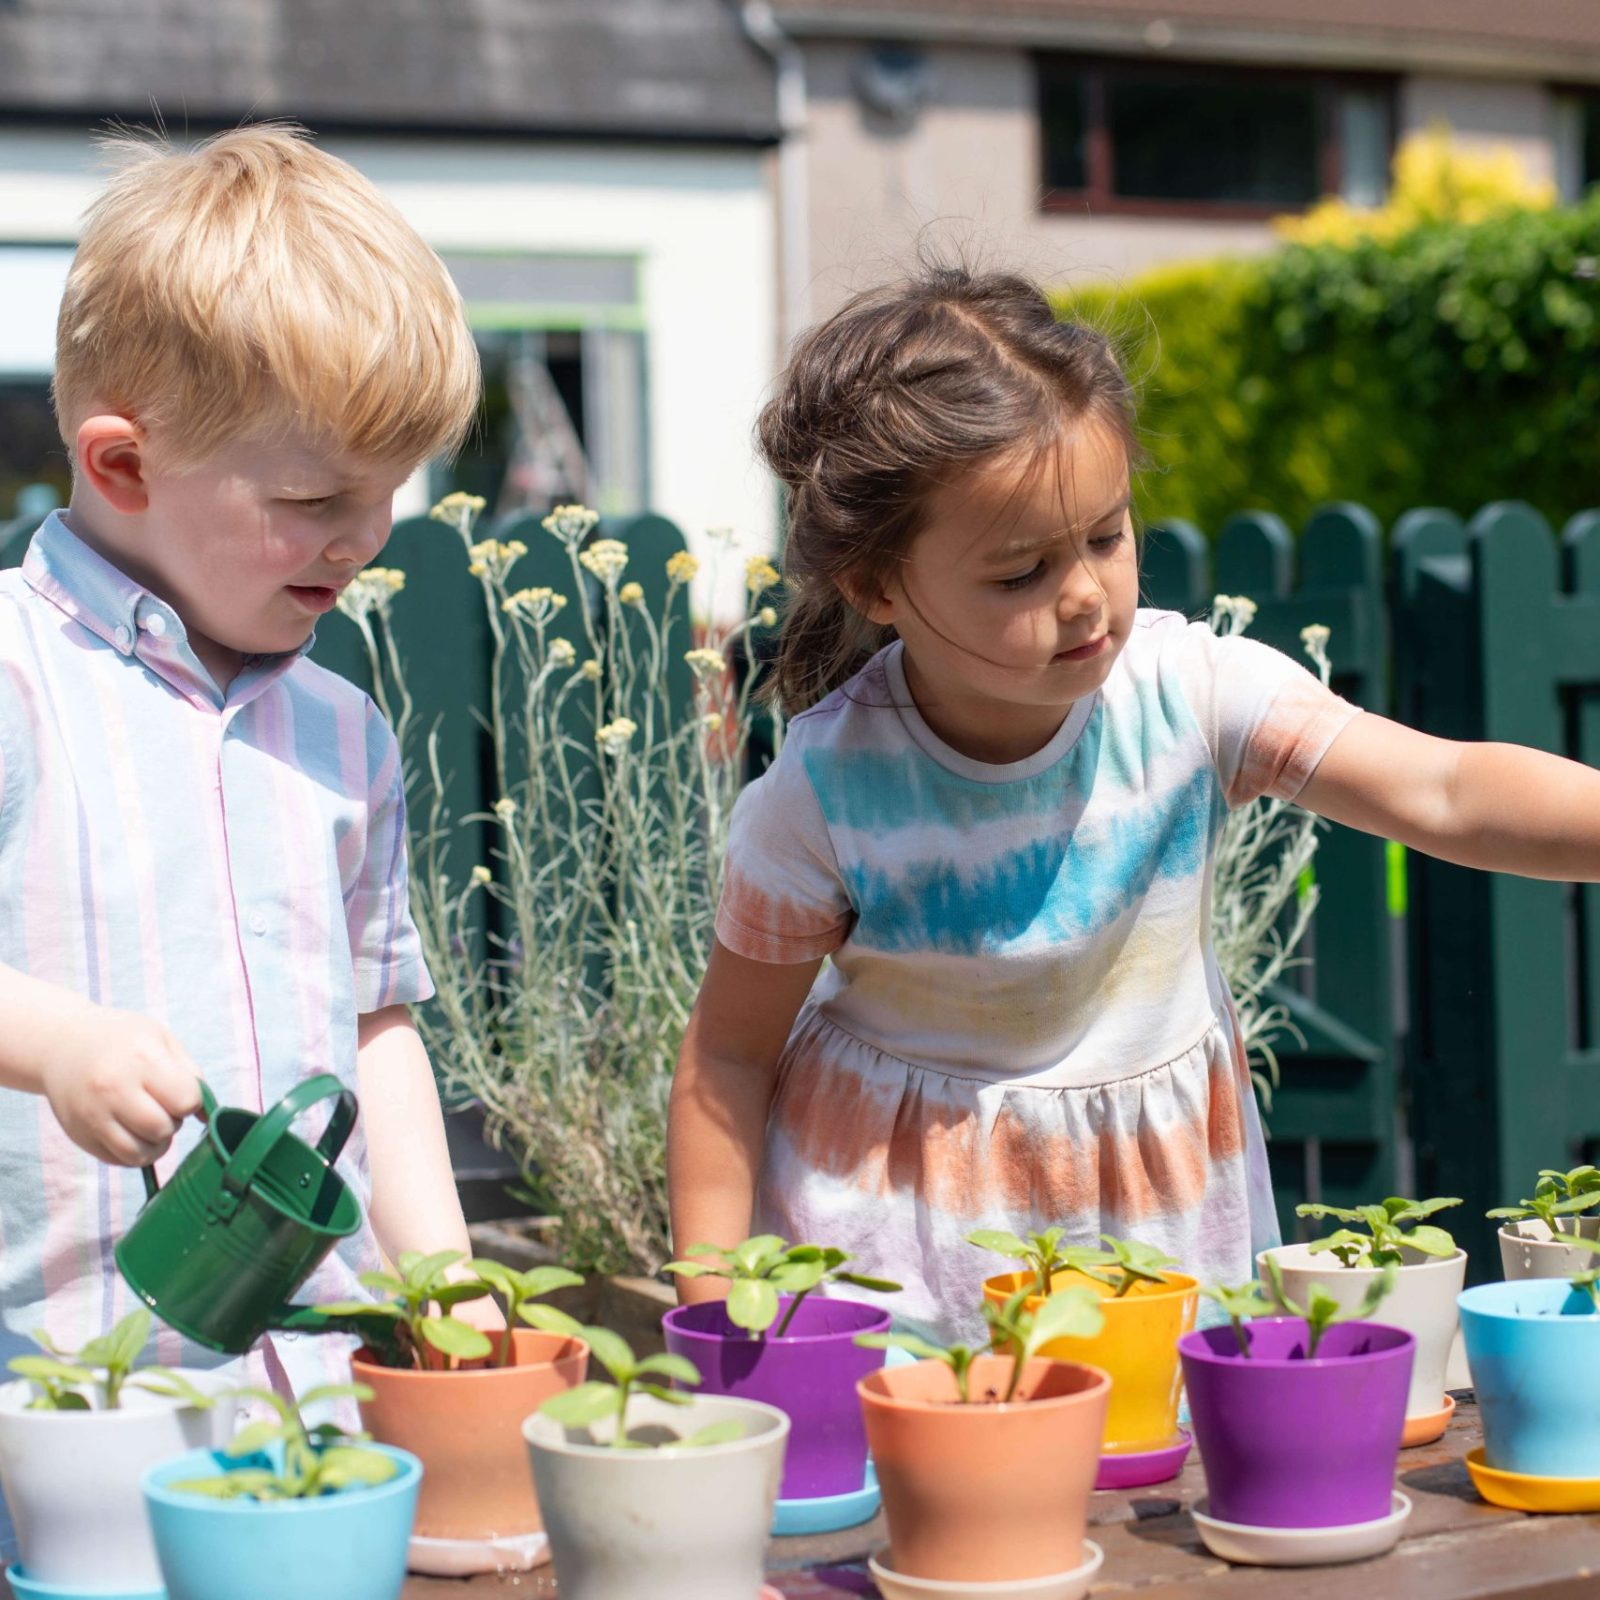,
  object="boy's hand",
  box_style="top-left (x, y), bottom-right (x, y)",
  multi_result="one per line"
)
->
top-left (43, 1006), bottom-right (204, 1167)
